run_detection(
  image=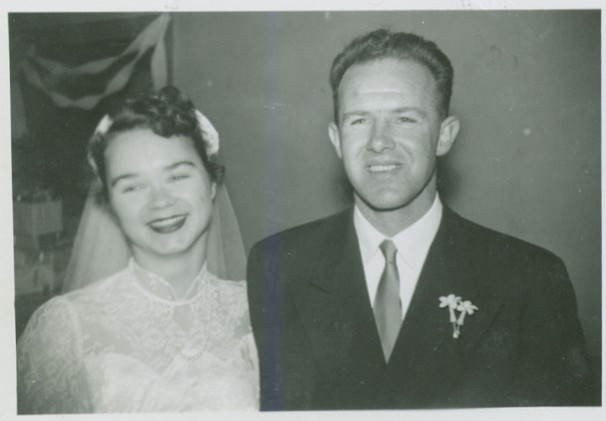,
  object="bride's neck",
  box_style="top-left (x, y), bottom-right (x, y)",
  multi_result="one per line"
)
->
top-left (132, 241), bottom-right (208, 298)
